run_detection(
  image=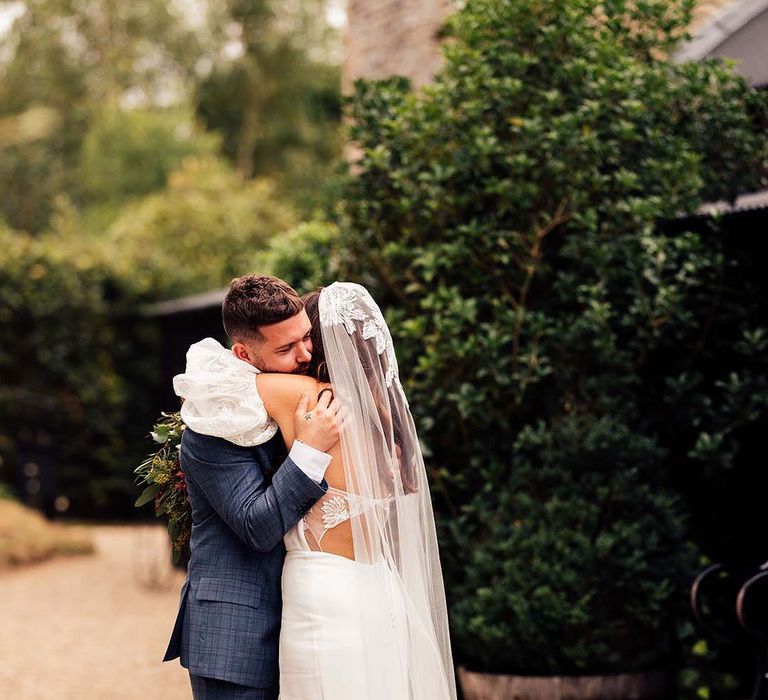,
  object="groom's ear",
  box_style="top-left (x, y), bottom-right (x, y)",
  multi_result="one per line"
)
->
top-left (231, 342), bottom-right (252, 363)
